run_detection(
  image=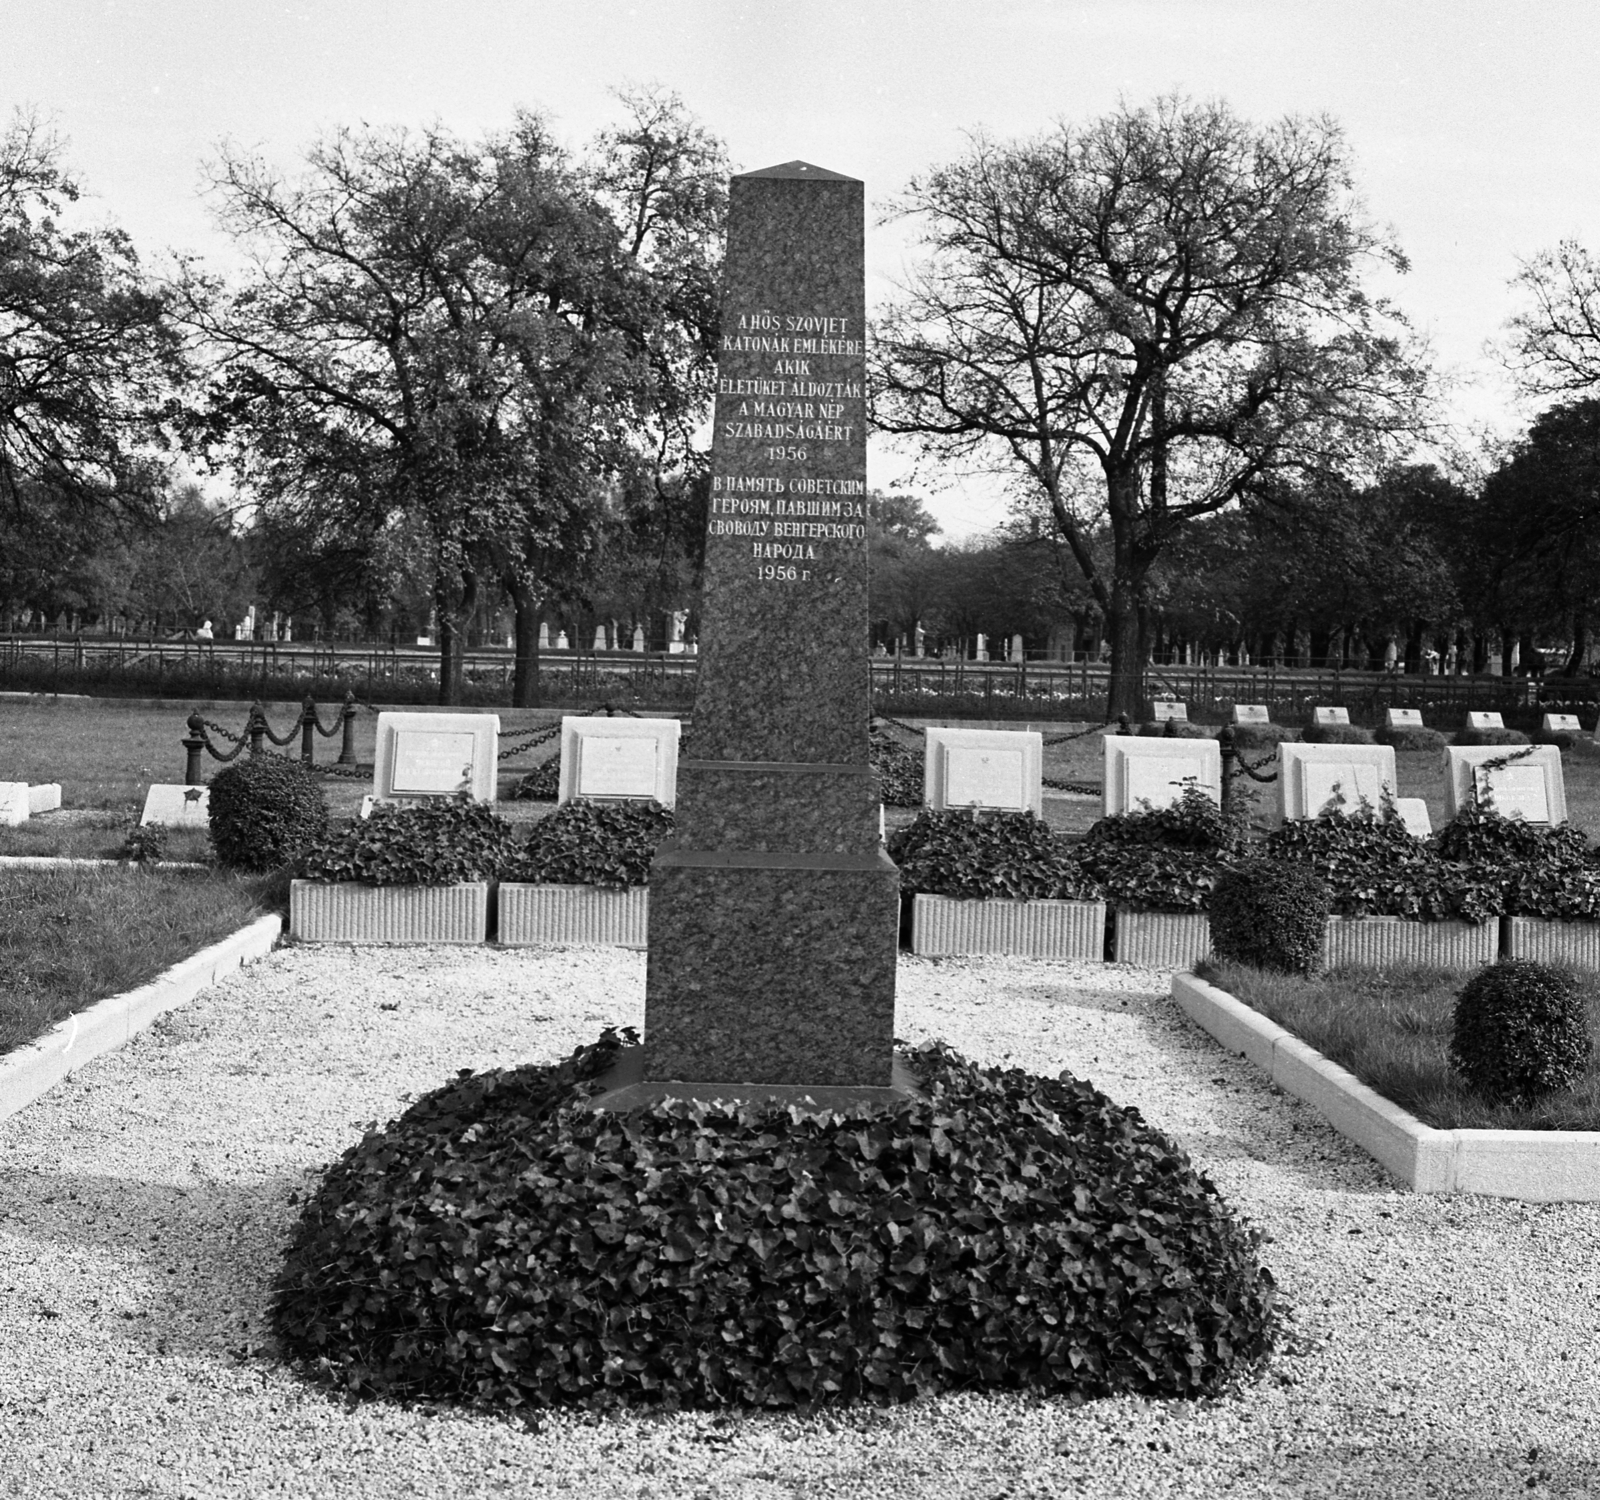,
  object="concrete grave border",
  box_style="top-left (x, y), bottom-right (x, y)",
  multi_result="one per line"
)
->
top-left (0, 914), bottom-right (282, 1125)
top-left (1172, 971), bottom-right (1600, 1200)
